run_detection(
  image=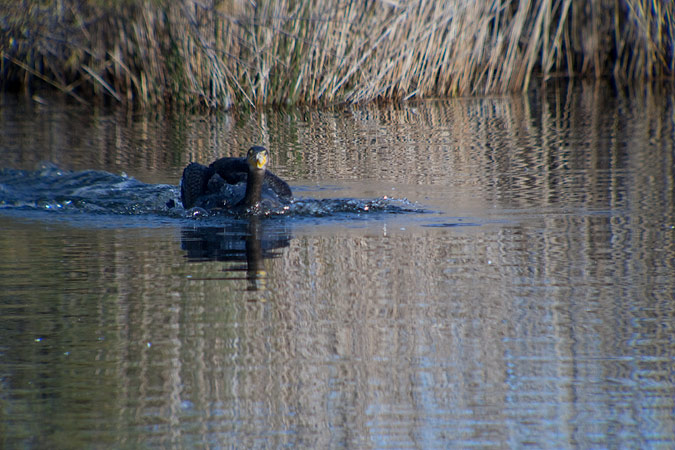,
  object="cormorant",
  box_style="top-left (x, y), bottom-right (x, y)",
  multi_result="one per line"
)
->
top-left (180, 146), bottom-right (292, 212)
